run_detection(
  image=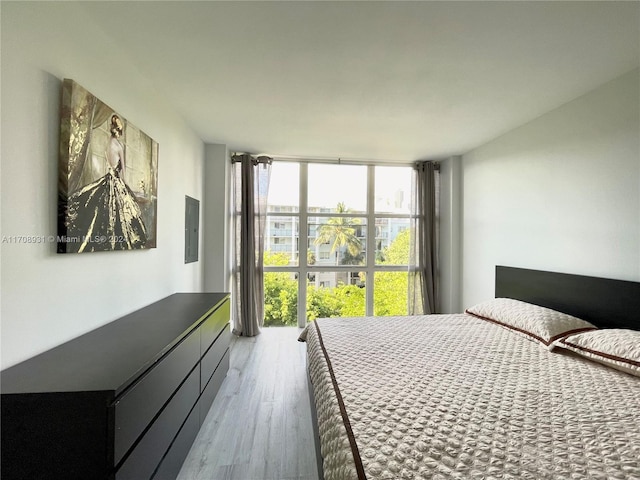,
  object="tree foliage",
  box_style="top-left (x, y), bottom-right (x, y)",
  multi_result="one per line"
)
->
top-left (306, 283), bottom-right (365, 321)
top-left (263, 213), bottom-right (411, 326)
top-left (314, 202), bottom-right (362, 263)
top-left (380, 228), bottom-right (410, 265)
top-left (263, 252), bottom-right (297, 326)
top-left (374, 228), bottom-right (410, 315)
